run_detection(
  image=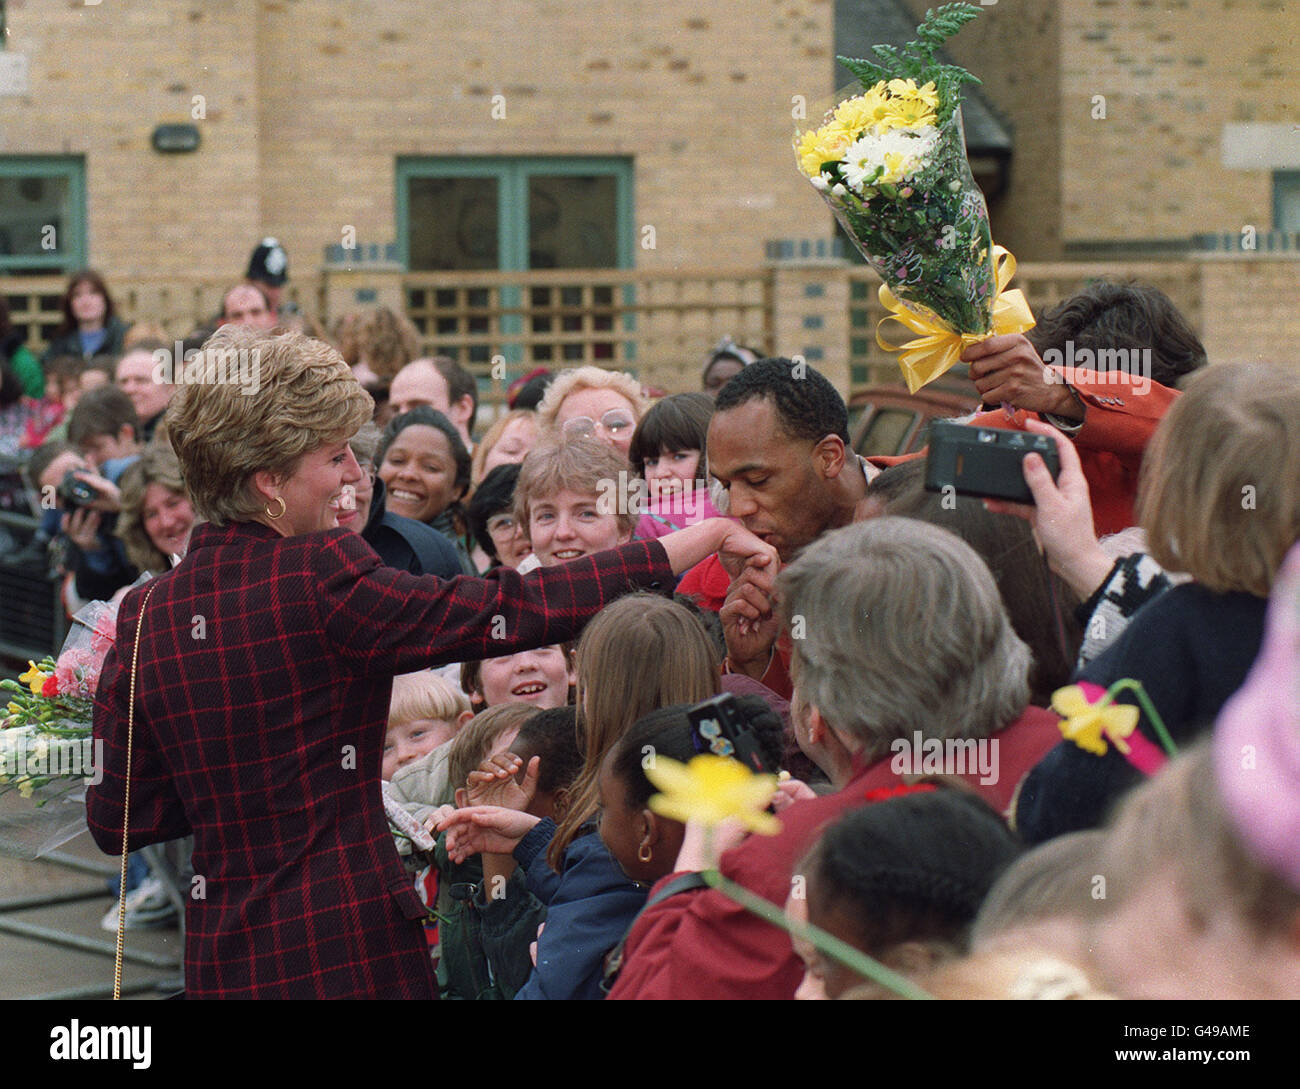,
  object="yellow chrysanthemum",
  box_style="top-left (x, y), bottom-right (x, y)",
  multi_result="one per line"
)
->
top-left (646, 754), bottom-right (782, 835)
top-left (795, 124), bottom-right (852, 178)
top-left (880, 97), bottom-right (938, 132)
top-left (19, 661), bottom-right (48, 696)
top-left (833, 89), bottom-right (891, 135)
top-left (912, 80), bottom-right (941, 110)
top-left (1052, 685), bottom-right (1140, 757)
